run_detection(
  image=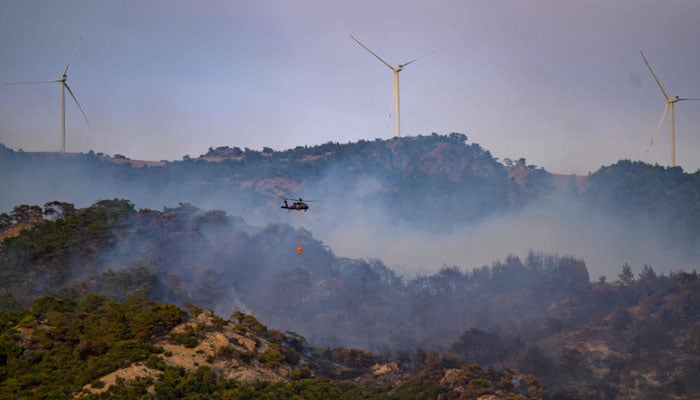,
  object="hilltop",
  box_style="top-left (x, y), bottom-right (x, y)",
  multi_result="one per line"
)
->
top-left (0, 134), bottom-right (546, 228)
top-left (1, 134), bottom-right (699, 275)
